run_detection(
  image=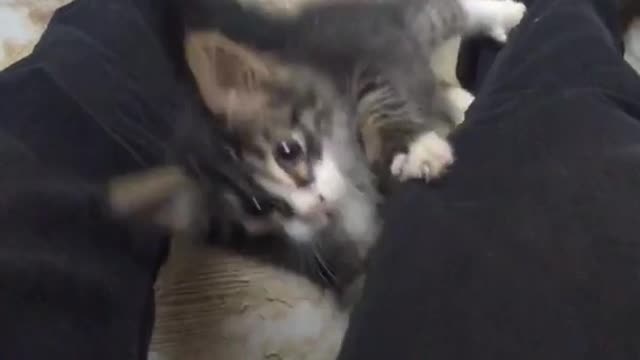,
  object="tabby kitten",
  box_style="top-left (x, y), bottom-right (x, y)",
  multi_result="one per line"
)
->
top-left (180, 0), bottom-right (526, 292)
top-left (184, 33), bottom-right (378, 291)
